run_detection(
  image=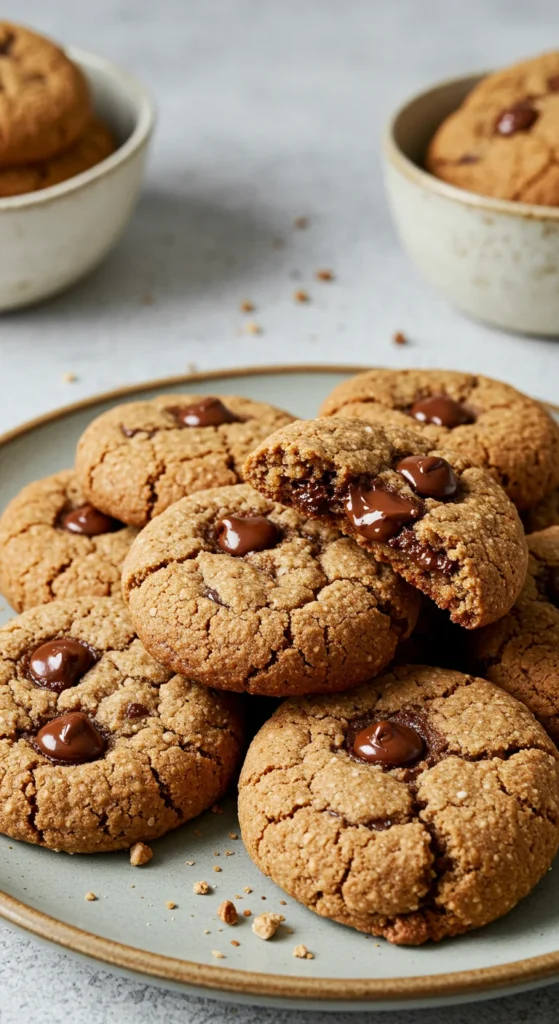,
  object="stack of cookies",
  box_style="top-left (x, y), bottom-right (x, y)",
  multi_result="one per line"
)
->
top-left (0, 22), bottom-right (115, 198)
top-left (2, 373), bottom-right (559, 948)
